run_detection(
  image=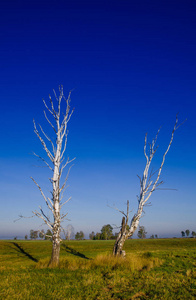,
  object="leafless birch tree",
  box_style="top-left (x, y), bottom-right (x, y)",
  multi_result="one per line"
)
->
top-left (113, 115), bottom-right (185, 256)
top-left (32, 85), bottom-right (74, 266)
top-left (64, 224), bottom-right (74, 240)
